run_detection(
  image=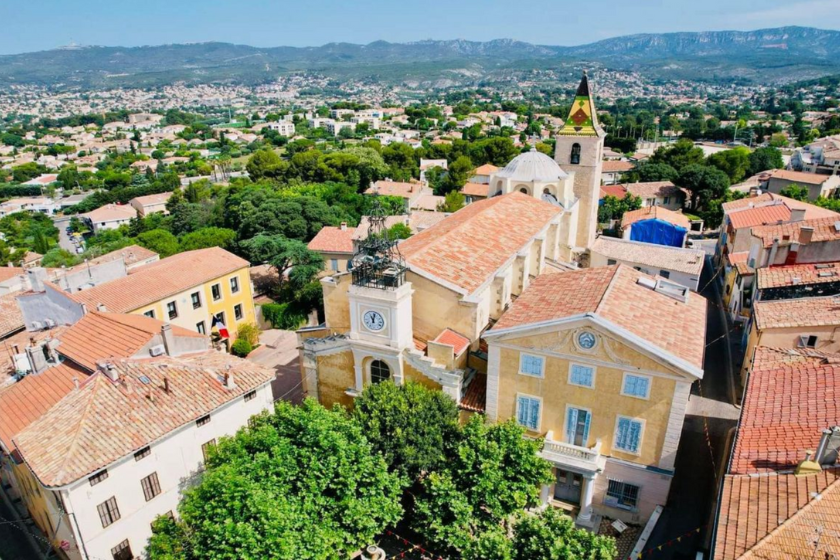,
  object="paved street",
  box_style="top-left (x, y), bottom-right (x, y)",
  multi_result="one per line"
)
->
top-left (247, 329), bottom-right (305, 404)
top-left (644, 256), bottom-right (740, 559)
top-left (52, 216), bottom-right (76, 253)
top-left (0, 488), bottom-right (45, 560)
